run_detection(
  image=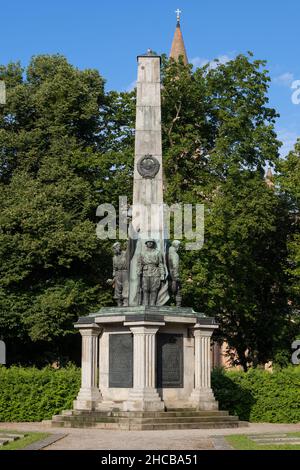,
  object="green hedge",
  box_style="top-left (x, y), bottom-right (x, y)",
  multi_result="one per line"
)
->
top-left (0, 365), bottom-right (299, 423)
top-left (0, 365), bottom-right (80, 422)
top-left (212, 366), bottom-right (300, 423)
